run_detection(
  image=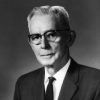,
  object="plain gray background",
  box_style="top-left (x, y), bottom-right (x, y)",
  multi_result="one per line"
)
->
top-left (0, 0), bottom-right (100, 100)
